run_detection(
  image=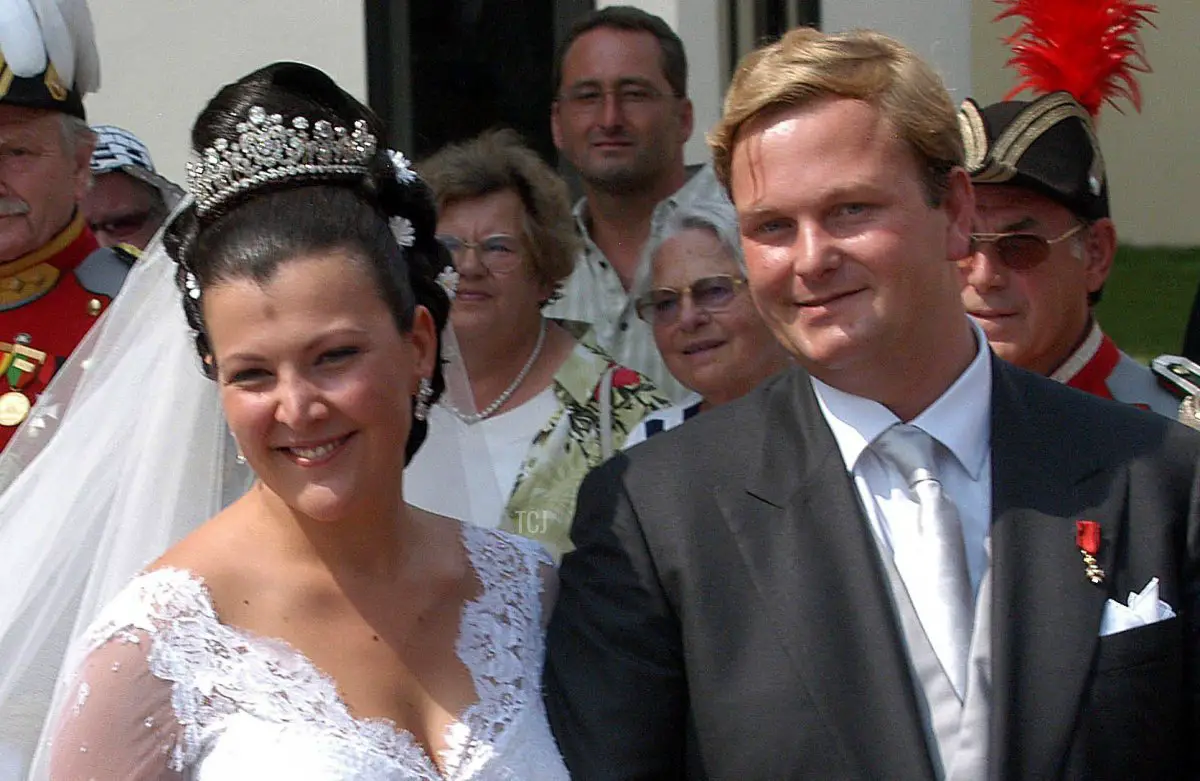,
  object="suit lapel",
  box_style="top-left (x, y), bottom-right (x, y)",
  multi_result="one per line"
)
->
top-left (719, 370), bottom-right (938, 780)
top-left (988, 360), bottom-right (1121, 779)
